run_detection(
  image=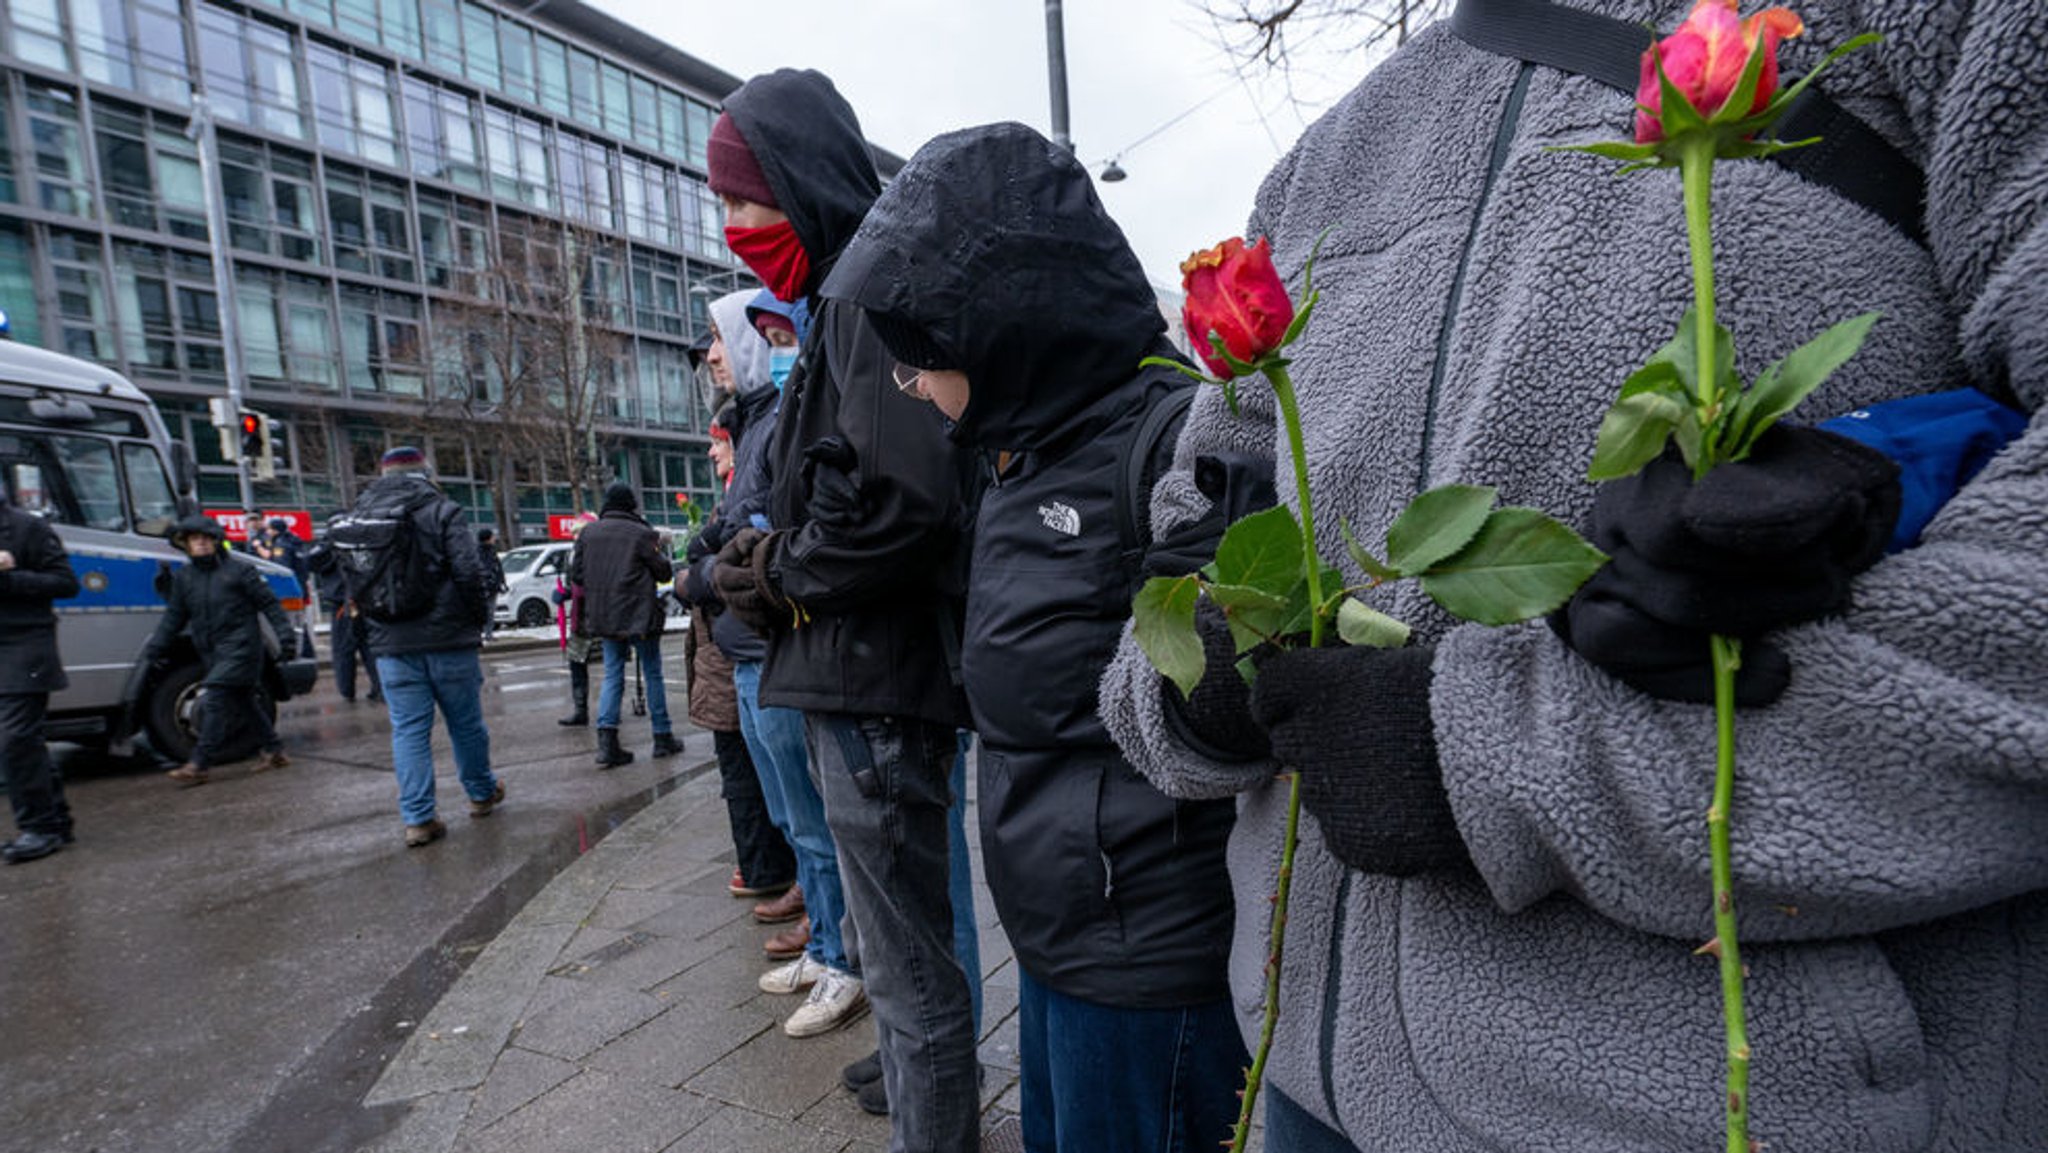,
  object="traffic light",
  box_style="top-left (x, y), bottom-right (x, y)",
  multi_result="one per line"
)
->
top-left (238, 409), bottom-right (276, 480)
